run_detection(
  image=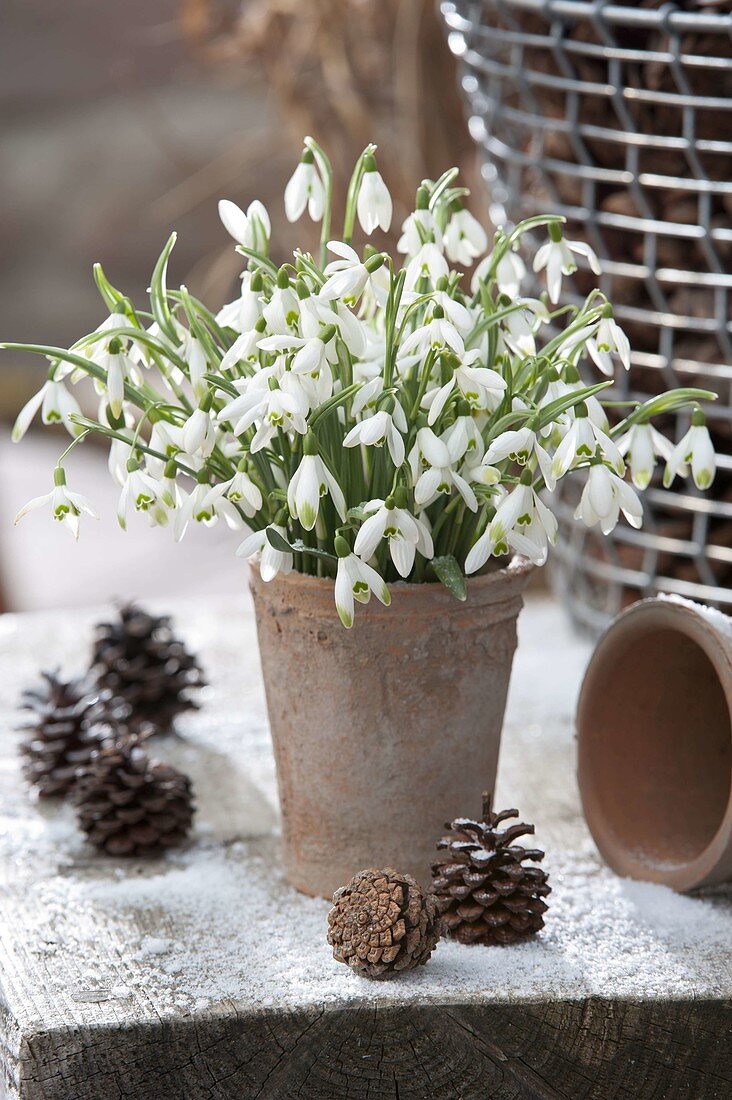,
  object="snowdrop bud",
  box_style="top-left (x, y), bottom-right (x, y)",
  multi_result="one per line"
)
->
top-left (416, 186), bottom-right (429, 210)
top-left (276, 267), bottom-right (291, 289)
top-left (393, 485), bottom-right (409, 509)
top-left (218, 200), bottom-right (250, 245)
top-left (284, 149), bottom-right (325, 224)
top-left (357, 155), bottom-right (393, 235)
